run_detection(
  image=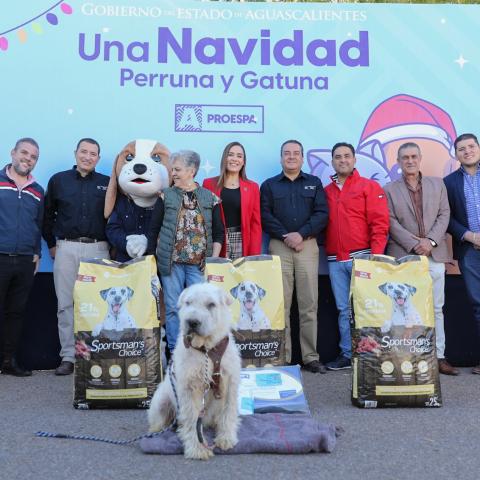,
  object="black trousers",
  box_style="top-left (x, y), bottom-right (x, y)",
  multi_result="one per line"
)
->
top-left (0, 254), bottom-right (35, 361)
